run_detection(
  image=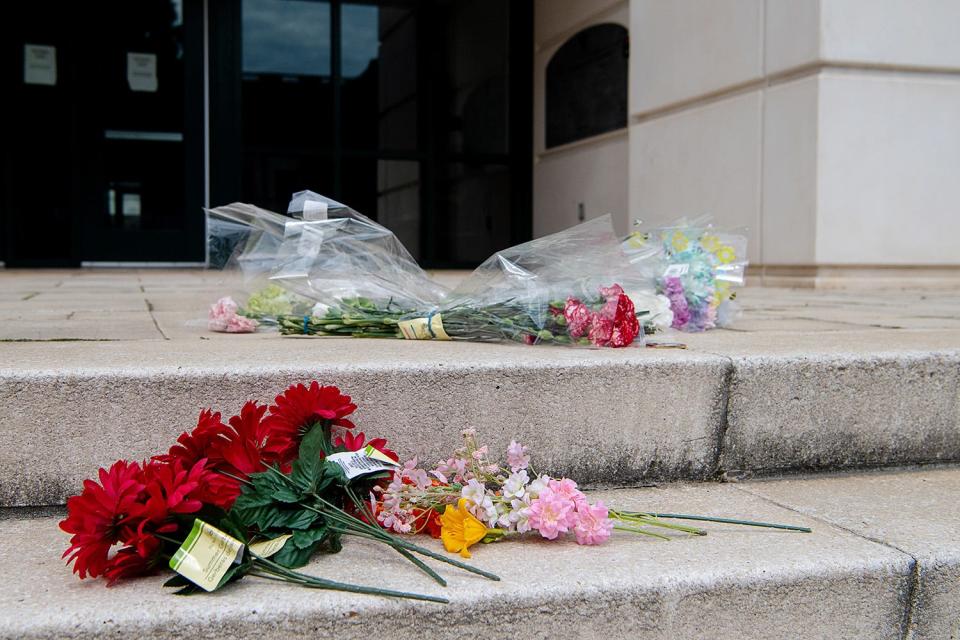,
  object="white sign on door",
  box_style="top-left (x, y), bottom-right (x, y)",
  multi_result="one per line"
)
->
top-left (127, 52), bottom-right (158, 92)
top-left (24, 44), bottom-right (57, 86)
